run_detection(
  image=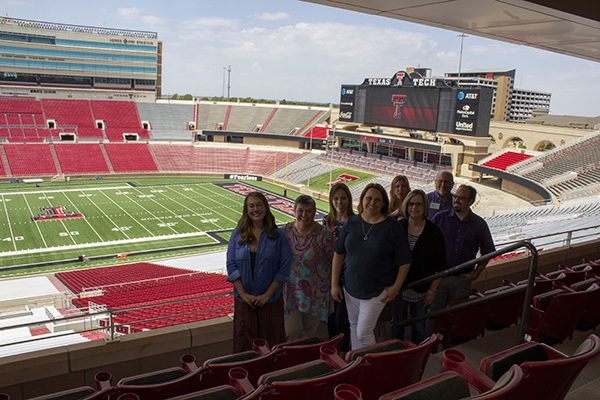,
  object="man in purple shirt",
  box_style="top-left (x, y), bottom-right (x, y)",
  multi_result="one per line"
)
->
top-left (426, 184), bottom-right (495, 336)
top-left (427, 171), bottom-right (454, 219)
